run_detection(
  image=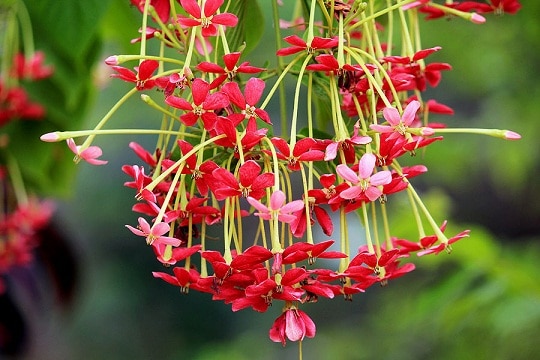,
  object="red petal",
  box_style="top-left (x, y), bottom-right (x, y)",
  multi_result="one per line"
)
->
top-left (238, 160), bottom-right (261, 187)
top-left (191, 78), bottom-right (210, 105)
top-left (212, 13), bottom-right (238, 27)
top-left (223, 52), bottom-right (241, 70)
top-left (180, 0), bottom-right (201, 18)
top-left (137, 59), bottom-right (159, 80)
top-left (203, 0), bottom-right (223, 16)
top-left (244, 77), bottom-right (265, 106)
